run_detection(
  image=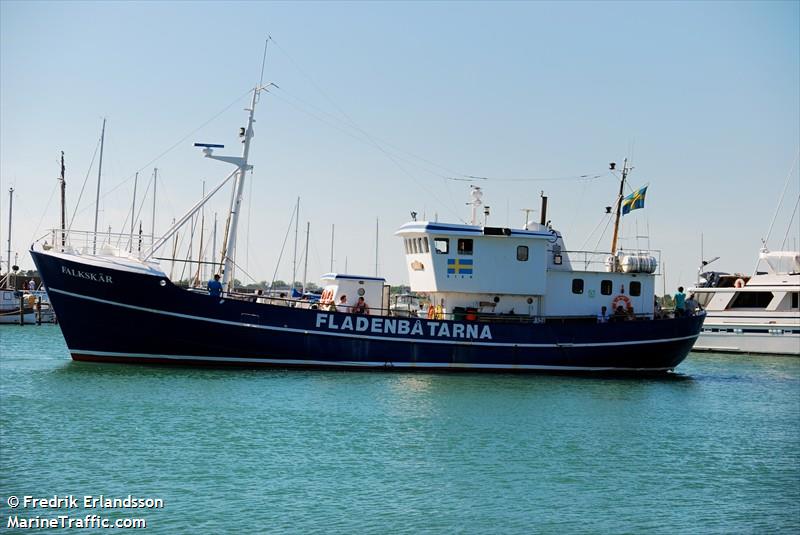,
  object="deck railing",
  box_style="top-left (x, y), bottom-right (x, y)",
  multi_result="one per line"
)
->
top-left (44, 229), bottom-right (156, 258)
